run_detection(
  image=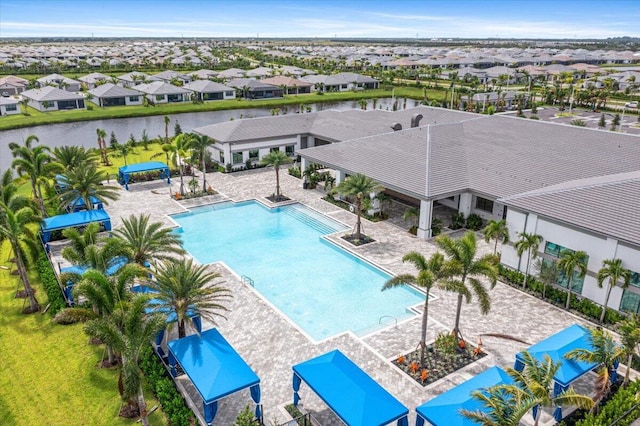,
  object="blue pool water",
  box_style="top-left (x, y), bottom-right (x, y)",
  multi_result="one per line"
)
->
top-left (171, 201), bottom-right (424, 341)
